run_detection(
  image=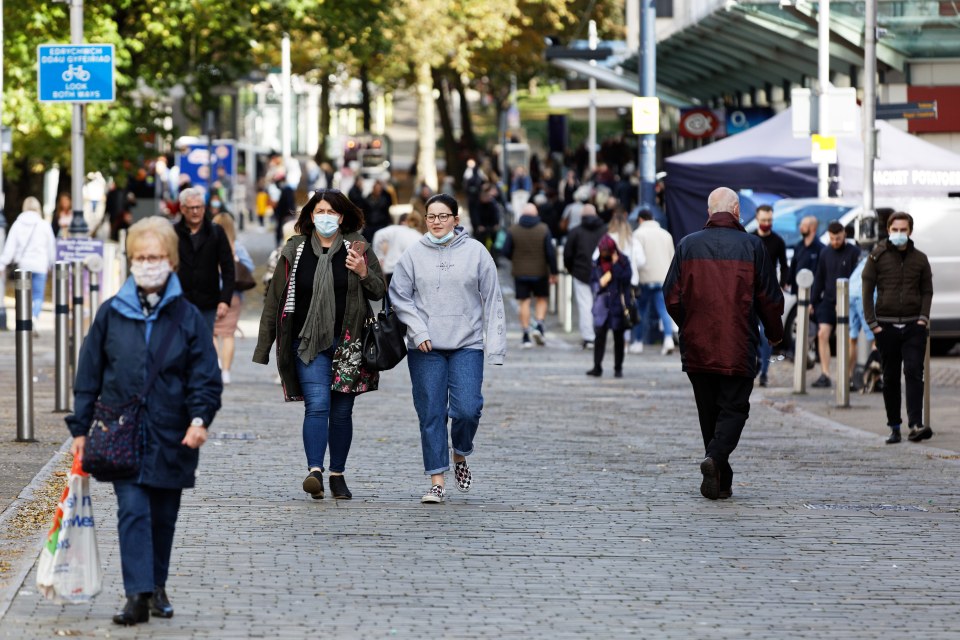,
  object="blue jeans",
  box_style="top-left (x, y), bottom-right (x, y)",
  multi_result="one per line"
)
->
top-left (294, 341), bottom-right (356, 472)
top-left (31, 271), bottom-right (47, 319)
top-left (632, 283), bottom-right (672, 344)
top-left (113, 481), bottom-right (183, 596)
top-left (407, 348), bottom-right (484, 475)
top-left (758, 322), bottom-right (772, 377)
